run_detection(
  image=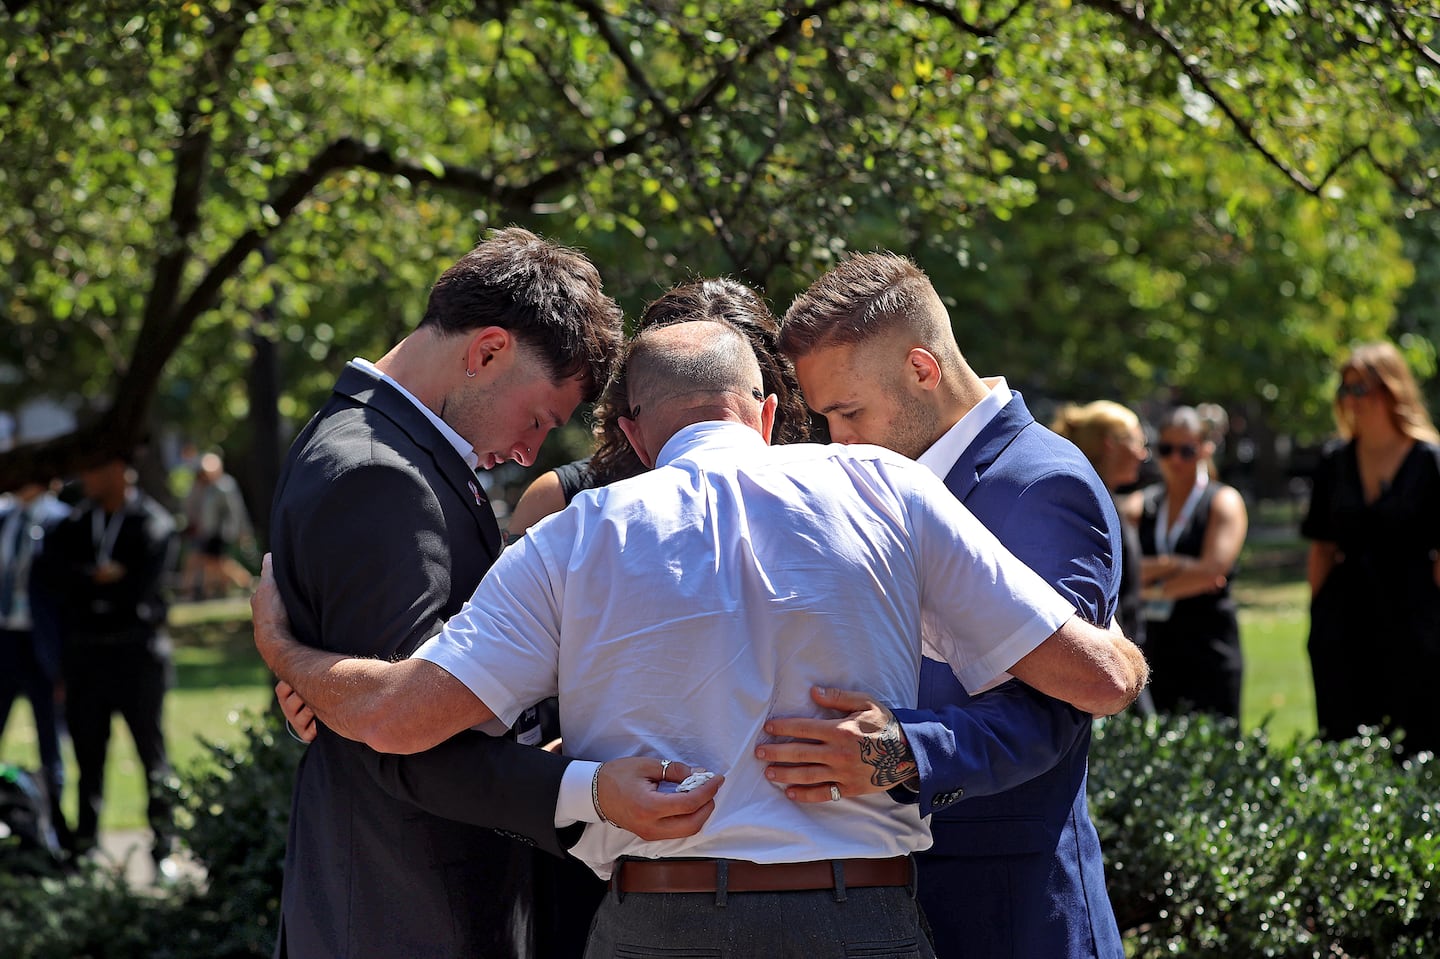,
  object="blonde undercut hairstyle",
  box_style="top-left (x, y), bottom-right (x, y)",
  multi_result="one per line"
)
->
top-left (780, 252), bottom-right (954, 363)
